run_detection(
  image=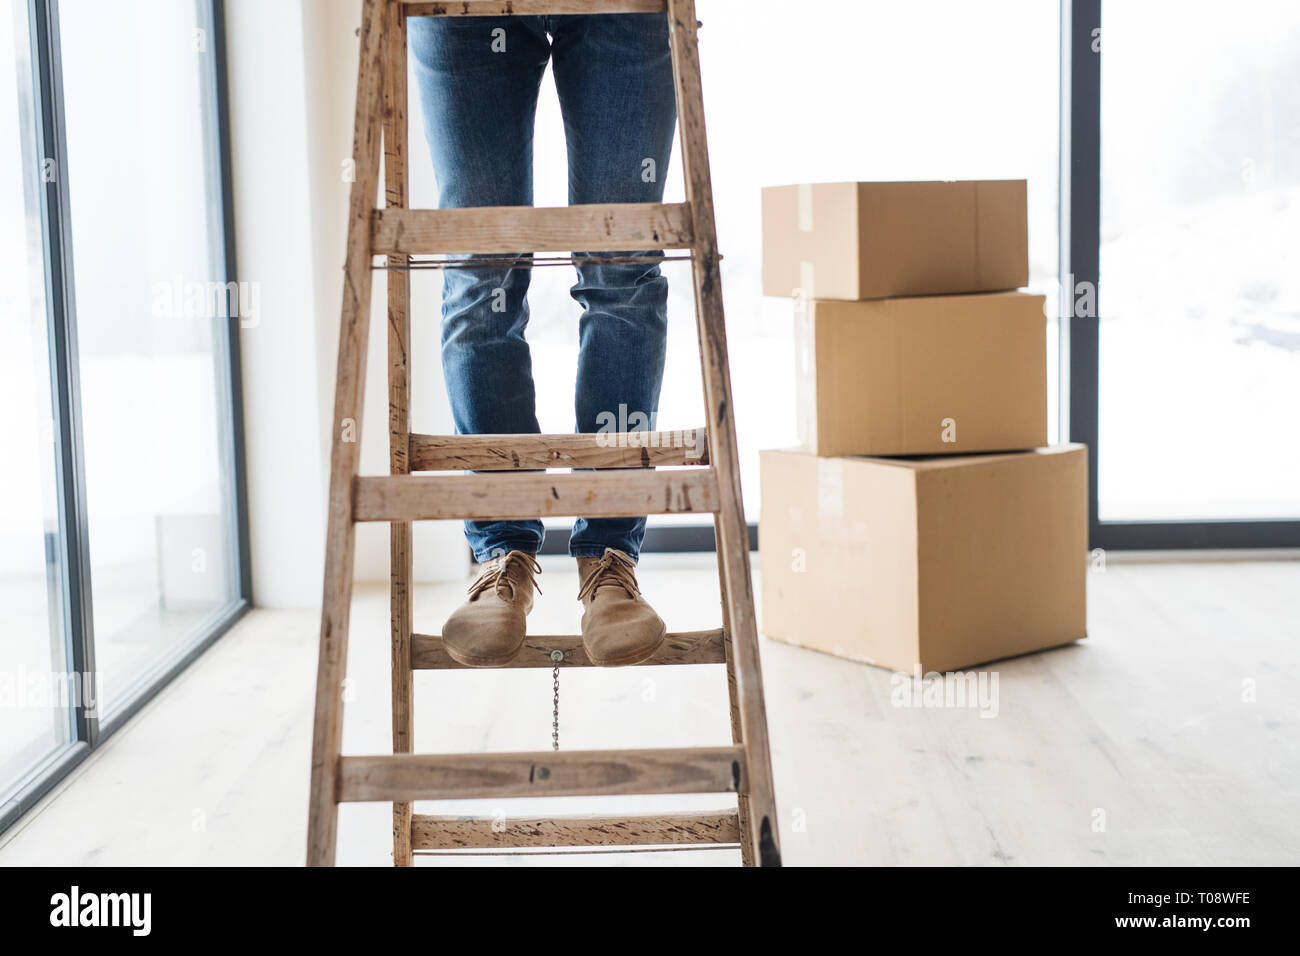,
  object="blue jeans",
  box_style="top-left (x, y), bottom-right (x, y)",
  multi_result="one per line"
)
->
top-left (408, 13), bottom-right (676, 563)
